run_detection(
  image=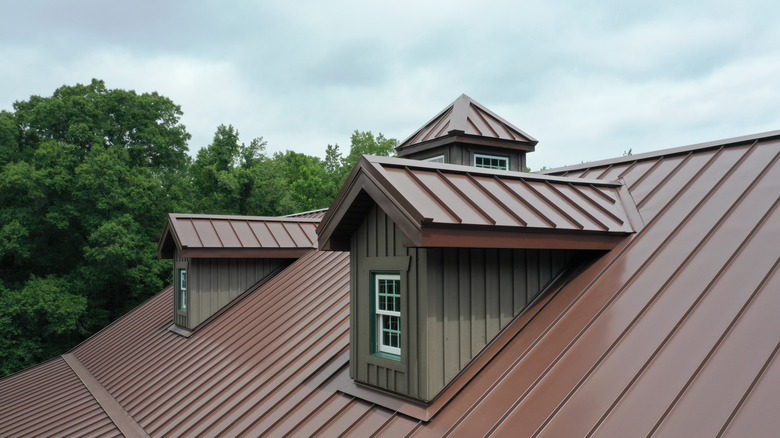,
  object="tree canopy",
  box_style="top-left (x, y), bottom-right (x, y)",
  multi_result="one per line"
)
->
top-left (0, 80), bottom-right (396, 376)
